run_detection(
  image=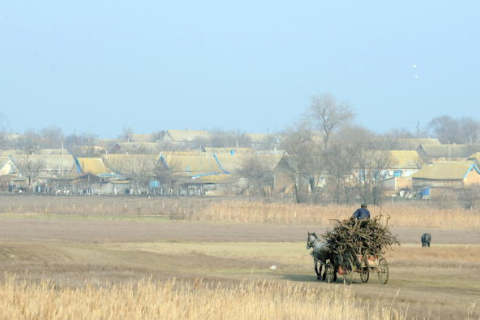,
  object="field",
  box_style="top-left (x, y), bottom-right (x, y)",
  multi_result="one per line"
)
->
top-left (0, 195), bottom-right (480, 319)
